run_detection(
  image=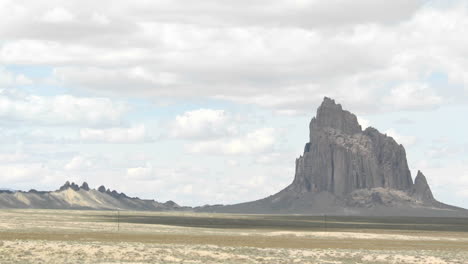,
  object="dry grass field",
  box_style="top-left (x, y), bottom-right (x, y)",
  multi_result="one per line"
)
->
top-left (0, 209), bottom-right (467, 263)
